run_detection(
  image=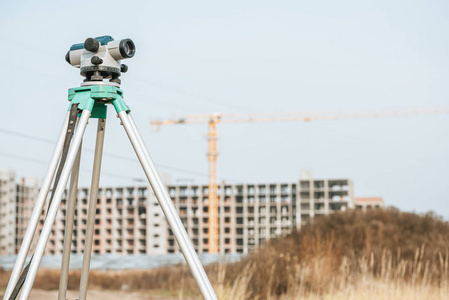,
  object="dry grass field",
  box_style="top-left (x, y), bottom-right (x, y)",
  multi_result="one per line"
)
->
top-left (1, 209), bottom-right (448, 299)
